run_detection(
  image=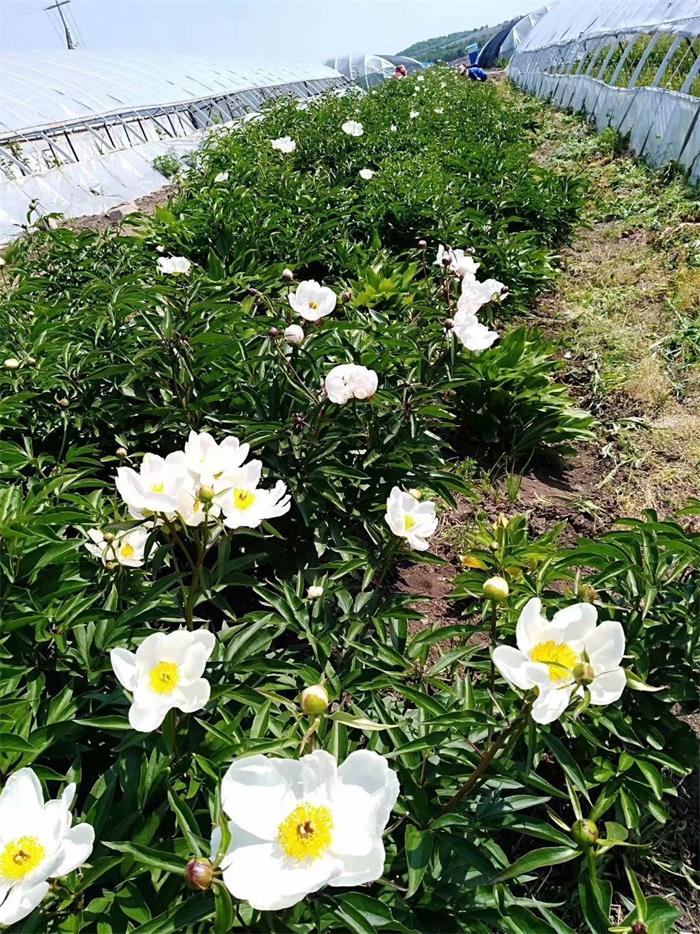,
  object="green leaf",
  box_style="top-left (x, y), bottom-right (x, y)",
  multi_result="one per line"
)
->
top-left (404, 825), bottom-right (432, 897)
top-left (104, 841), bottom-right (185, 876)
top-left (494, 846), bottom-right (580, 882)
